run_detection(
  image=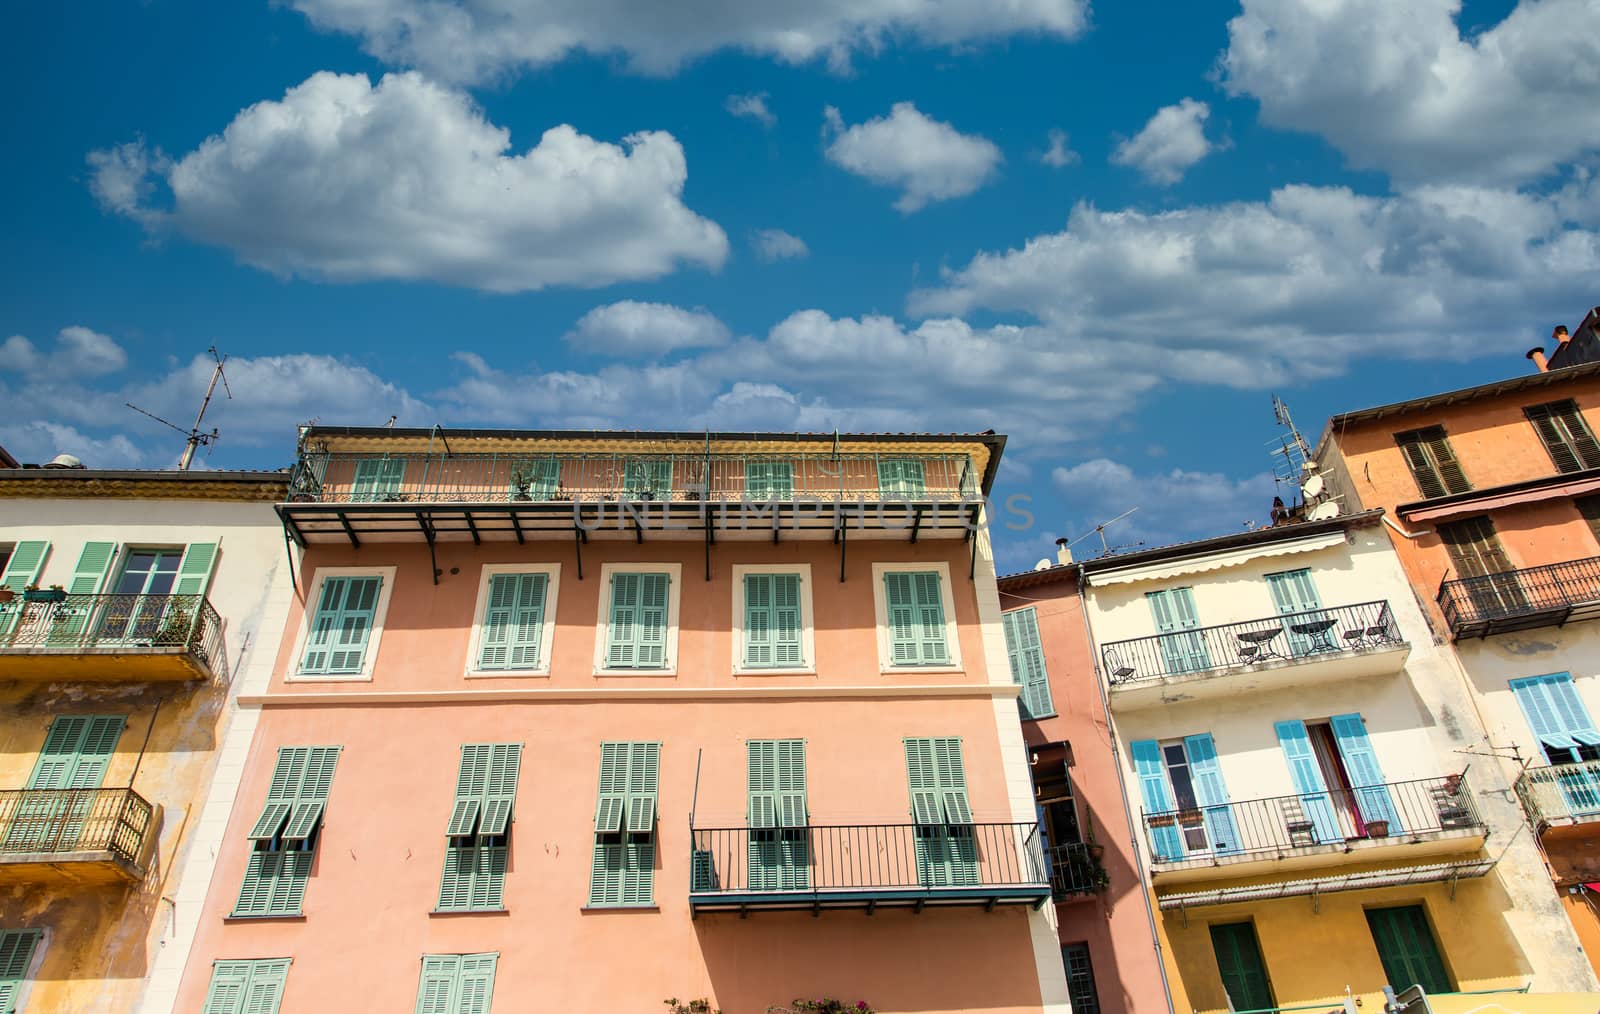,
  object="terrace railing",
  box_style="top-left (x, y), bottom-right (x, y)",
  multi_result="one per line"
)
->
top-left (1438, 557), bottom-right (1600, 638)
top-left (1516, 760), bottom-right (1600, 830)
top-left (1100, 600), bottom-right (1403, 686)
top-left (0, 787), bottom-right (154, 868)
top-left (1048, 841), bottom-right (1101, 898)
top-left (0, 593), bottom-right (225, 675)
